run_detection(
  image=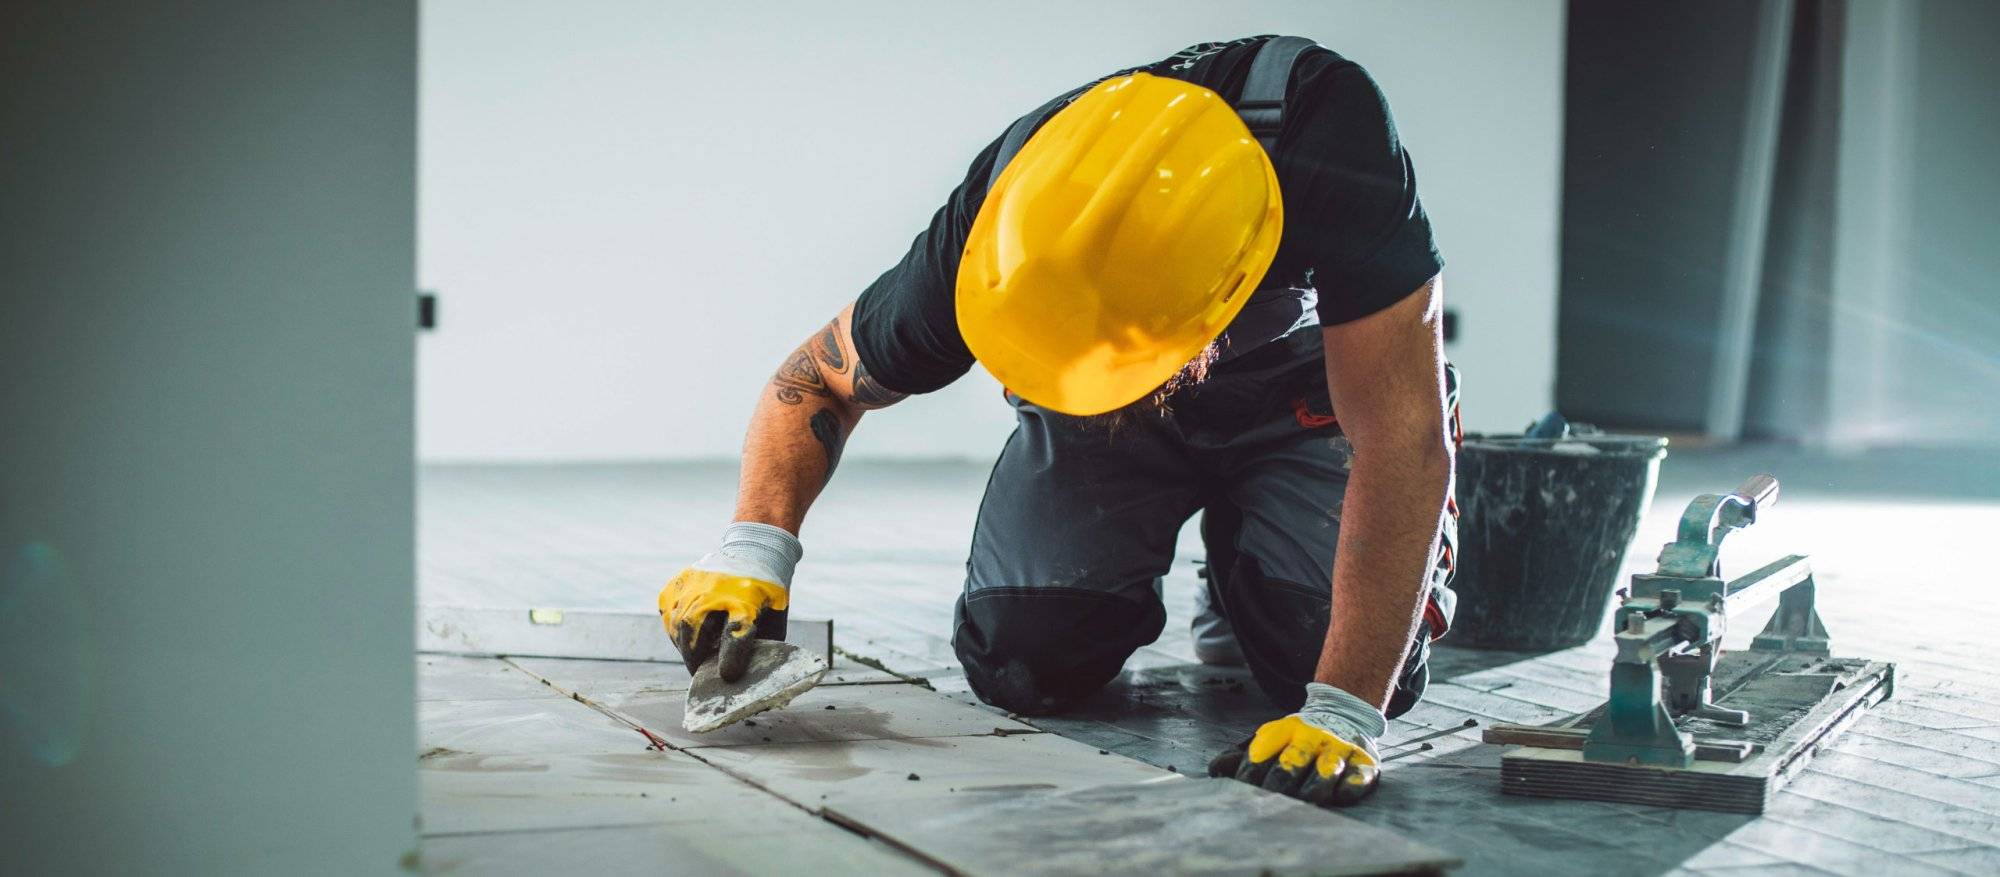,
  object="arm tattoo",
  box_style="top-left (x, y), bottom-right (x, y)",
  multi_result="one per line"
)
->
top-left (808, 408), bottom-right (846, 481)
top-left (812, 320), bottom-right (849, 374)
top-left (850, 358), bottom-right (910, 410)
top-left (772, 349), bottom-right (832, 405)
